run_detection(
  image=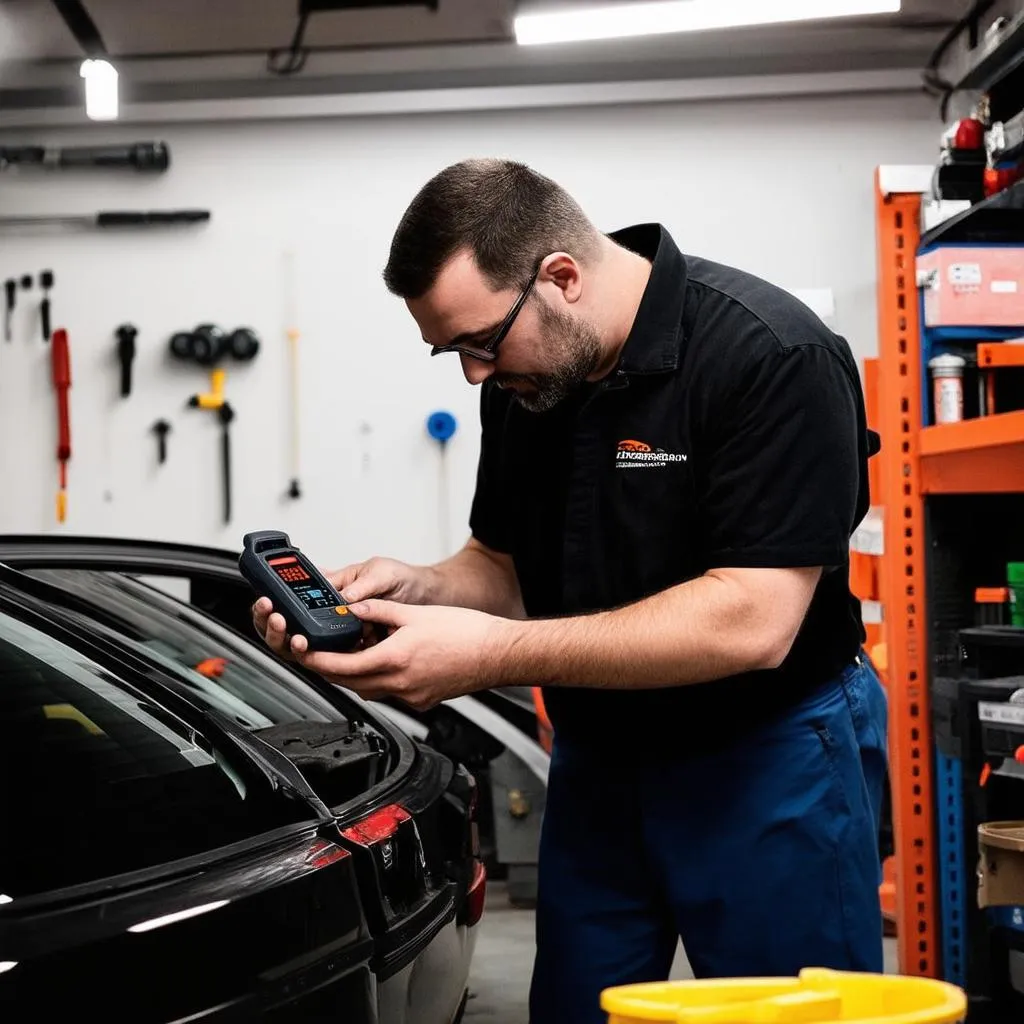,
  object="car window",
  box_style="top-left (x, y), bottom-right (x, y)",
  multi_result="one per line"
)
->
top-left (0, 612), bottom-right (307, 901)
top-left (29, 569), bottom-right (353, 731)
top-left (25, 570), bottom-right (393, 810)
